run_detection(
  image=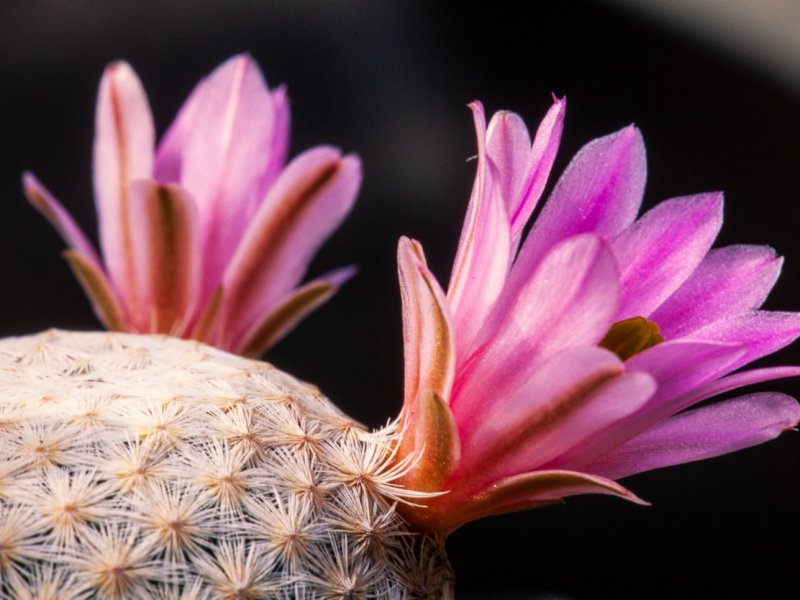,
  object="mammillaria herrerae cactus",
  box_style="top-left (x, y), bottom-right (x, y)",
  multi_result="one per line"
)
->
top-left (2, 58), bottom-right (799, 598)
top-left (0, 330), bottom-right (451, 598)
